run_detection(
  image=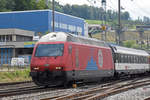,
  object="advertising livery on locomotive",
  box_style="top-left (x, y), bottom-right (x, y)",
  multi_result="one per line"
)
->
top-left (30, 32), bottom-right (150, 87)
